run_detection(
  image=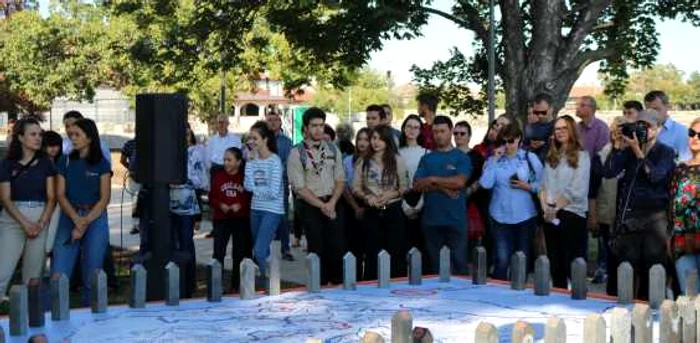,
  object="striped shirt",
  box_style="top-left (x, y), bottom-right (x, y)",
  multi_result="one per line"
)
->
top-left (244, 153), bottom-right (285, 215)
